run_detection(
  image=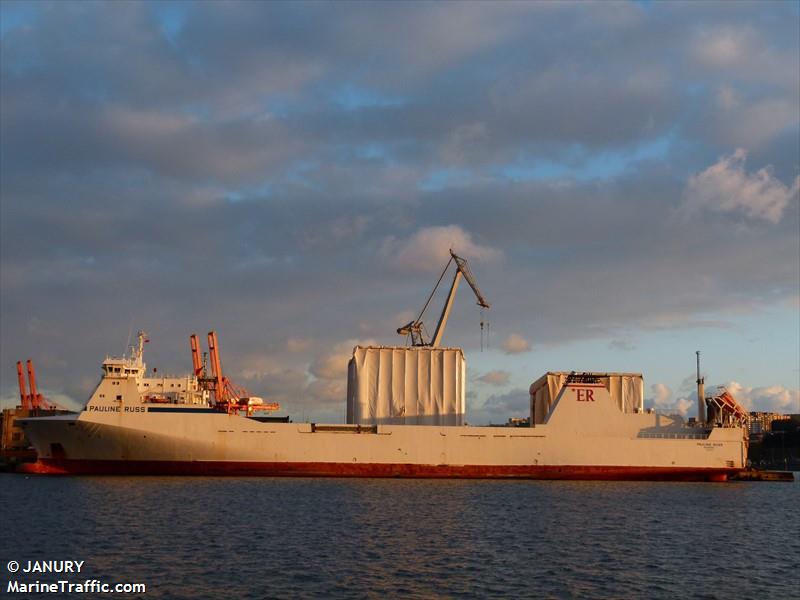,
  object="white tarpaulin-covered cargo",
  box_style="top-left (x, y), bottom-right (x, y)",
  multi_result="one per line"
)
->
top-left (529, 372), bottom-right (644, 424)
top-left (347, 346), bottom-right (466, 426)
